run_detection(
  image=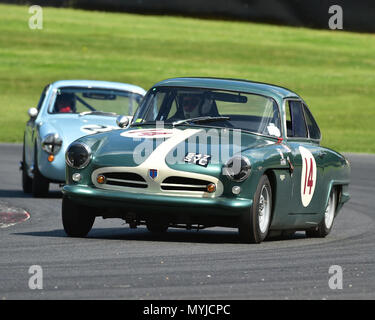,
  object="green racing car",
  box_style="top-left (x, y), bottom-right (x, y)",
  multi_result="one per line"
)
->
top-left (62, 77), bottom-right (350, 243)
